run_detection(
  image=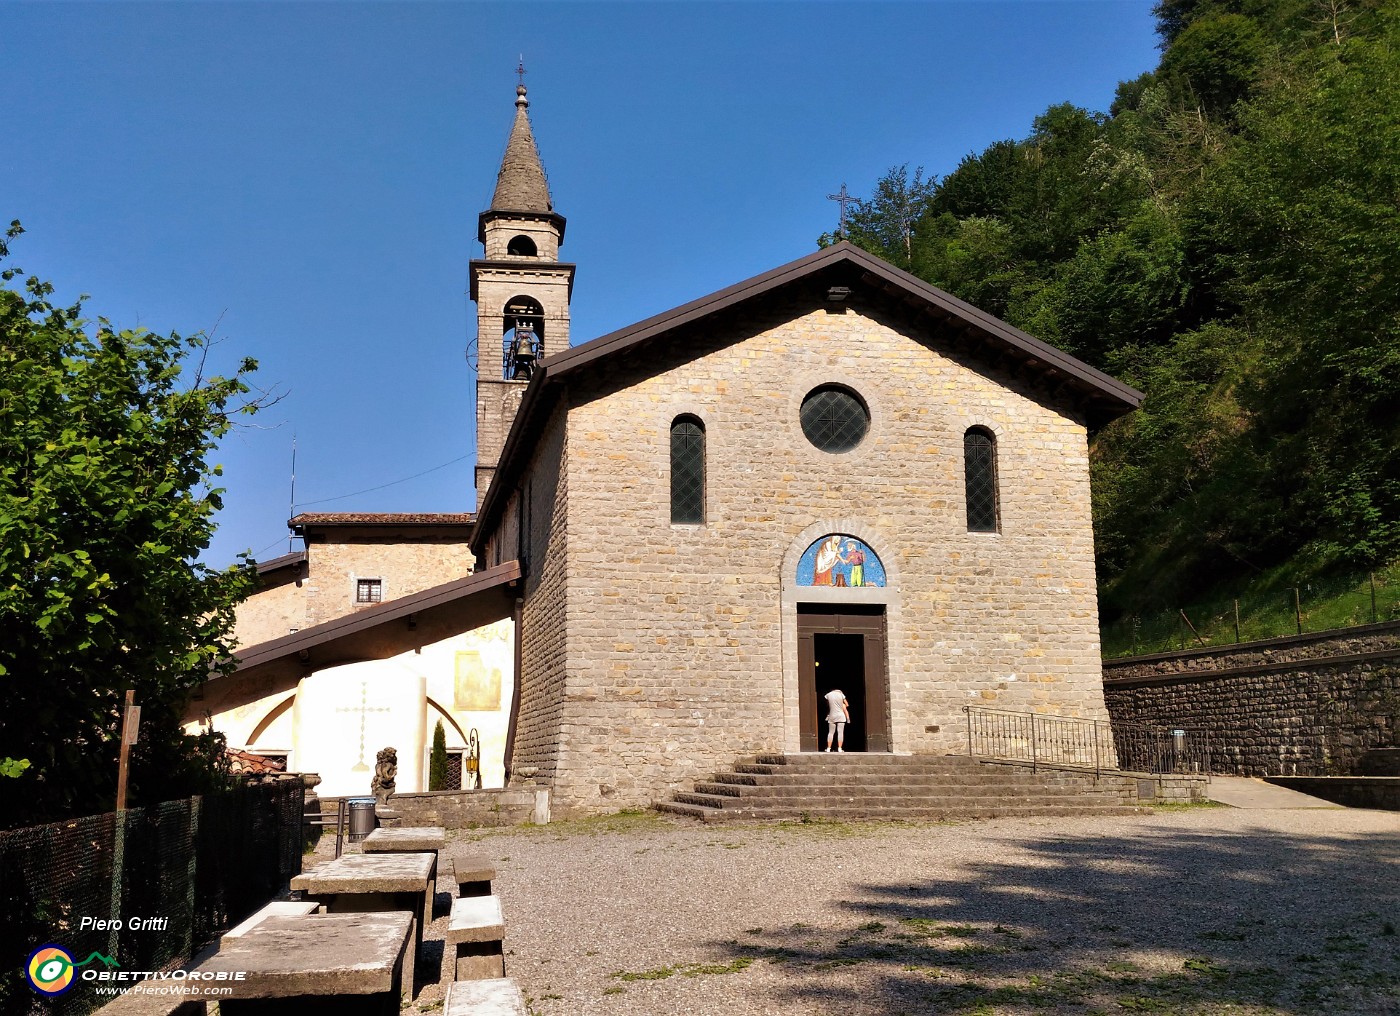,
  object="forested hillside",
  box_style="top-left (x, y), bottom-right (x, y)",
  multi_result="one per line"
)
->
top-left (836, 0), bottom-right (1400, 617)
